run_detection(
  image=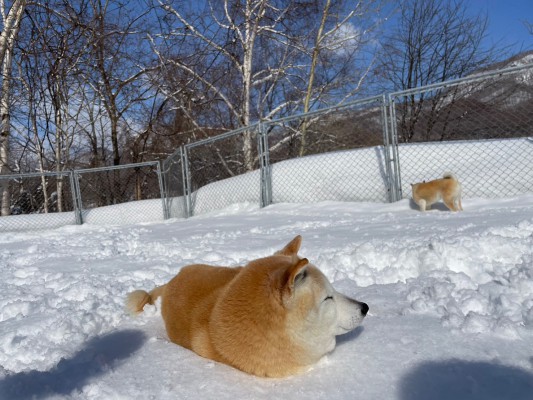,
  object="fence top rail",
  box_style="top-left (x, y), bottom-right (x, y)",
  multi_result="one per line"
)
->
top-left (185, 123), bottom-right (260, 149)
top-left (0, 161), bottom-right (162, 179)
top-left (160, 151), bottom-right (184, 175)
top-left (164, 146), bottom-right (183, 164)
top-left (389, 62), bottom-right (533, 99)
top-left (75, 161), bottom-right (160, 174)
top-left (260, 95), bottom-right (386, 127)
top-left (182, 95), bottom-right (386, 149)
top-left (0, 170), bottom-right (72, 180)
